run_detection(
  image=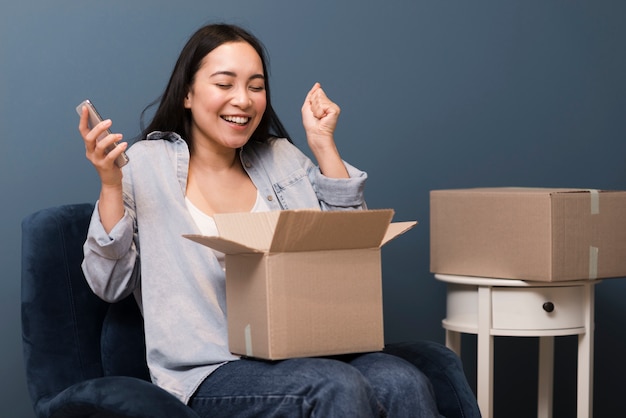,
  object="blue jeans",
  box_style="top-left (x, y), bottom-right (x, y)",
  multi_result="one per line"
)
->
top-left (189, 341), bottom-right (480, 417)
